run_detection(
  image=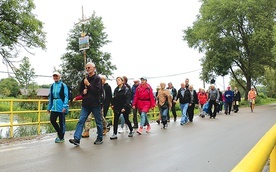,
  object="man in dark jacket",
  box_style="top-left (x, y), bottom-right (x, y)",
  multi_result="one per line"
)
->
top-left (176, 83), bottom-right (191, 125)
top-left (69, 62), bottom-right (103, 146)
